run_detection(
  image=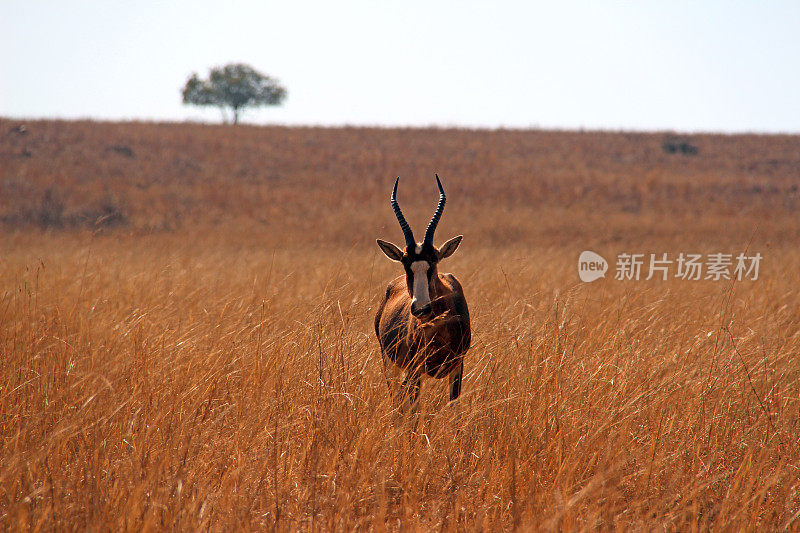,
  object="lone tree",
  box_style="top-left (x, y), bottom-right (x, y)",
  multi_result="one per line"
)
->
top-left (182, 63), bottom-right (287, 125)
